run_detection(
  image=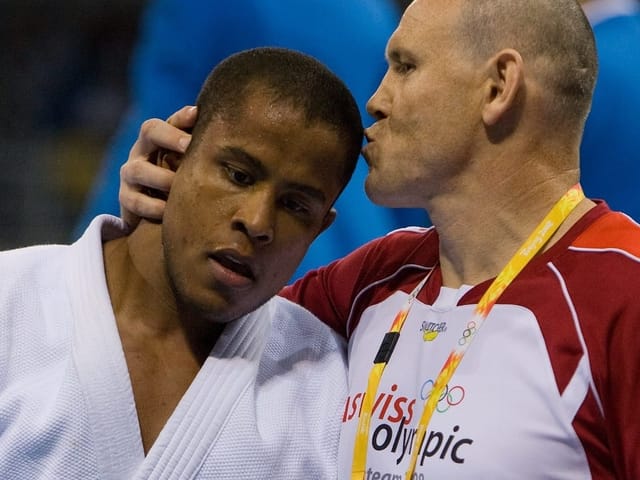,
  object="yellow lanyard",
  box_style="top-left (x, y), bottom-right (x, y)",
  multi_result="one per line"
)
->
top-left (351, 184), bottom-right (585, 480)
